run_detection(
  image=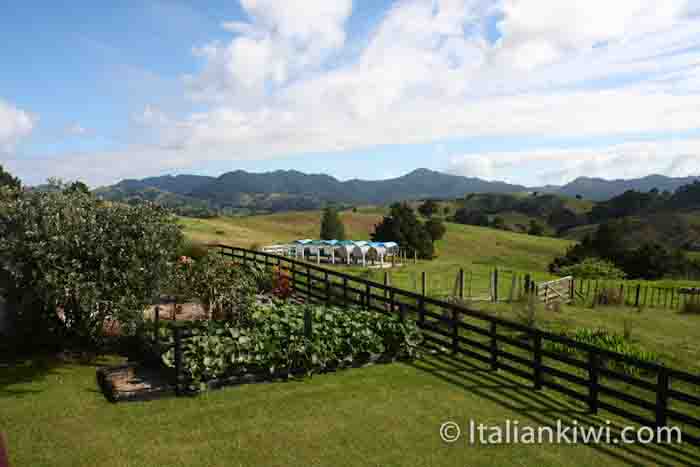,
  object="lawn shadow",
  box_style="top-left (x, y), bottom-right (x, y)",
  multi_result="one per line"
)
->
top-left (0, 353), bottom-right (113, 399)
top-left (0, 356), bottom-right (59, 398)
top-left (409, 348), bottom-right (700, 467)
